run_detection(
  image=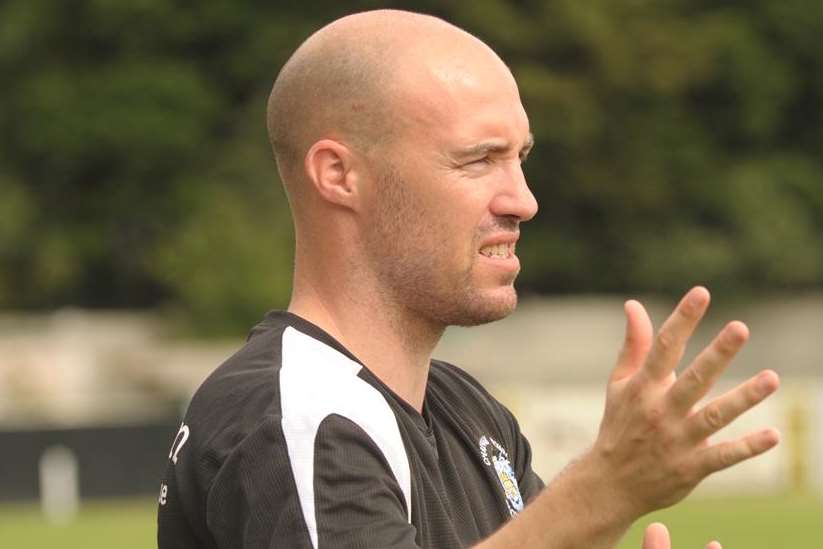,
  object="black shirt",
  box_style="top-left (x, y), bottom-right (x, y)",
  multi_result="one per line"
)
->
top-left (158, 311), bottom-right (544, 548)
